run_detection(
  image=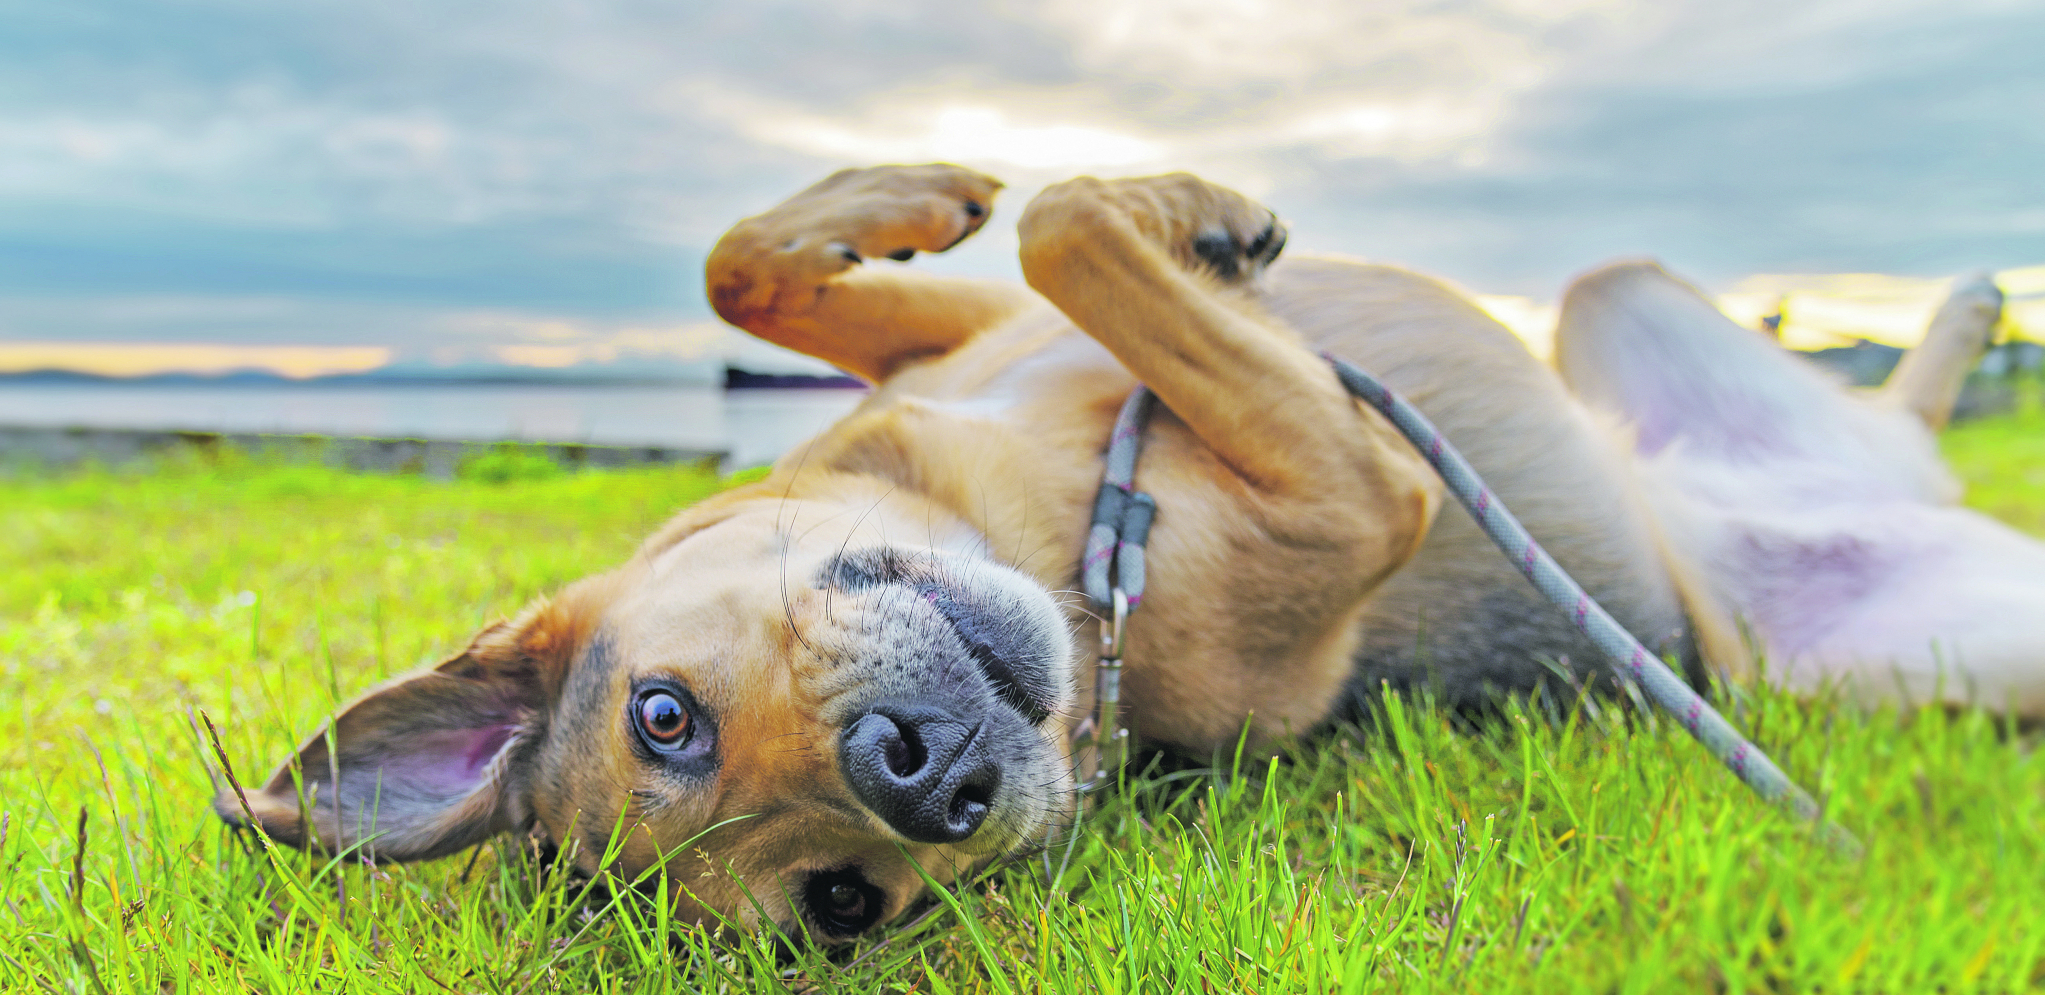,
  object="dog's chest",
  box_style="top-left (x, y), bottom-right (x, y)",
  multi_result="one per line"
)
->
top-left (918, 327), bottom-right (1128, 424)
top-left (814, 323), bottom-right (1142, 585)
